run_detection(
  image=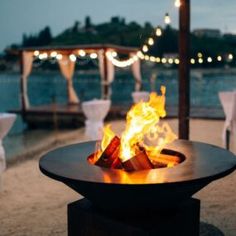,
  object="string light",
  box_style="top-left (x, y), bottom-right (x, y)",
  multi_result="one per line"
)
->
top-left (106, 51), bottom-right (137, 68)
top-left (38, 53), bottom-right (48, 60)
top-left (198, 58), bottom-right (203, 64)
top-left (168, 58), bottom-right (174, 64)
top-left (38, 54), bottom-right (44, 60)
top-left (155, 27), bottom-right (162, 37)
top-left (174, 0), bottom-right (181, 8)
top-left (150, 56), bottom-right (156, 62)
top-left (111, 51), bottom-right (117, 57)
top-left (33, 49), bottom-right (236, 66)
top-left (207, 57), bottom-right (212, 63)
top-left (228, 54), bottom-right (233, 60)
top-left (56, 54), bottom-right (63, 60)
top-left (174, 58), bottom-right (180, 64)
top-left (144, 55), bottom-right (150, 61)
top-left (50, 51), bottom-right (57, 57)
top-left (142, 45), bottom-right (149, 52)
top-left (161, 58), bottom-right (167, 64)
top-left (148, 38), bottom-right (154, 46)
top-left (137, 54), bottom-right (235, 65)
top-left (90, 53), bottom-right (97, 59)
top-left (164, 13), bottom-right (171, 25)
top-left (133, 55), bottom-right (138, 61)
top-left (69, 54), bottom-right (77, 62)
top-left (137, 51), bottom-right (144, 59)
top-left (34, 50), bottom-right (39, 56)
top-left (197, 52), bottom-right (203, 58)
top-left (78, 50), bottom-right (86, 57)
